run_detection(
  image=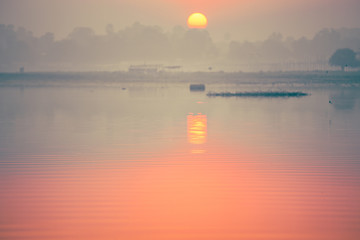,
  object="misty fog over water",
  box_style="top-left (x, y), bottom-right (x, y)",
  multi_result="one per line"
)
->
top-left (1, 23), bottom-right (360, 72)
